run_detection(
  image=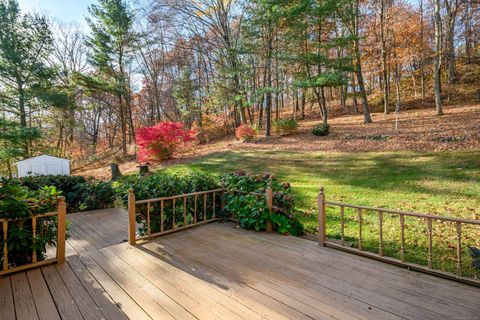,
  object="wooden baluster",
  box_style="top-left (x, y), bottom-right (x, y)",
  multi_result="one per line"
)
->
top-left (340, 206), bottom-right (345, 246)
top-left (184, 195), bottom-right (187, 227)
top-left (128, 189), bottom-right (136, 245)
top-left (160, 200), bottom-right (164, 233)
top-left (317, 187), bottom-right (326, 246)
top-left (378, 211), bottom-right (384, 256)
top-left (172, 198), bottom-right (176, 229)
top-left (212, 192), bottom-right (216, 219)
top-left (147, 202), bottom-right (151, 236)
top-left (358, 208), bottom-right (363, 251)
top-left (3, 220), bottom-right (8, 272)
top-left (456, 222), bottom-right (462, 276)
top-left (427, 218), bottom-right (433, 269)
top-left (194, 195), bottom-right (198, 224)
top-left (203, 193), bottom-right (207, 221)
top-left (32, 217), bottom-right (37, 263)
top-left (400, 214), bottom-right (405, 262)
